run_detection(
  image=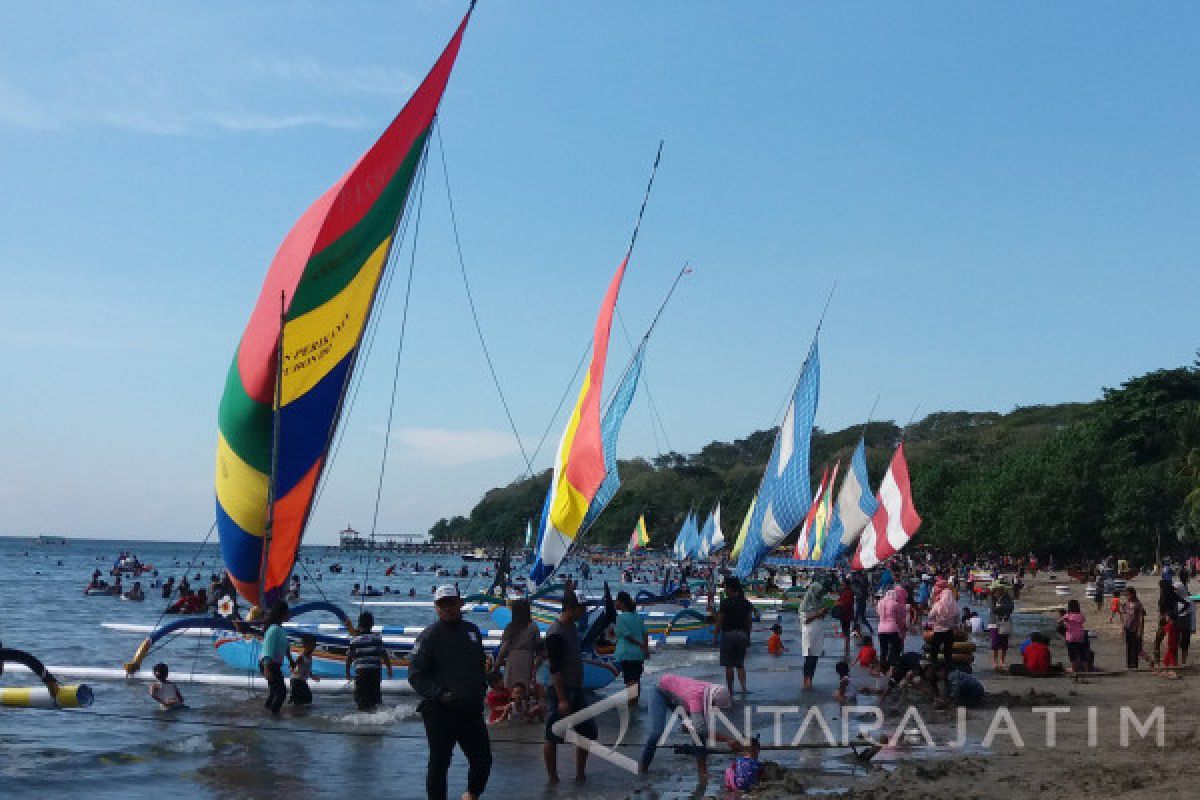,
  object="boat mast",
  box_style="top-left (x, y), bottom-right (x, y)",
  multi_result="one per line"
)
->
top-left (259, 289), bottom-right (286, 607)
